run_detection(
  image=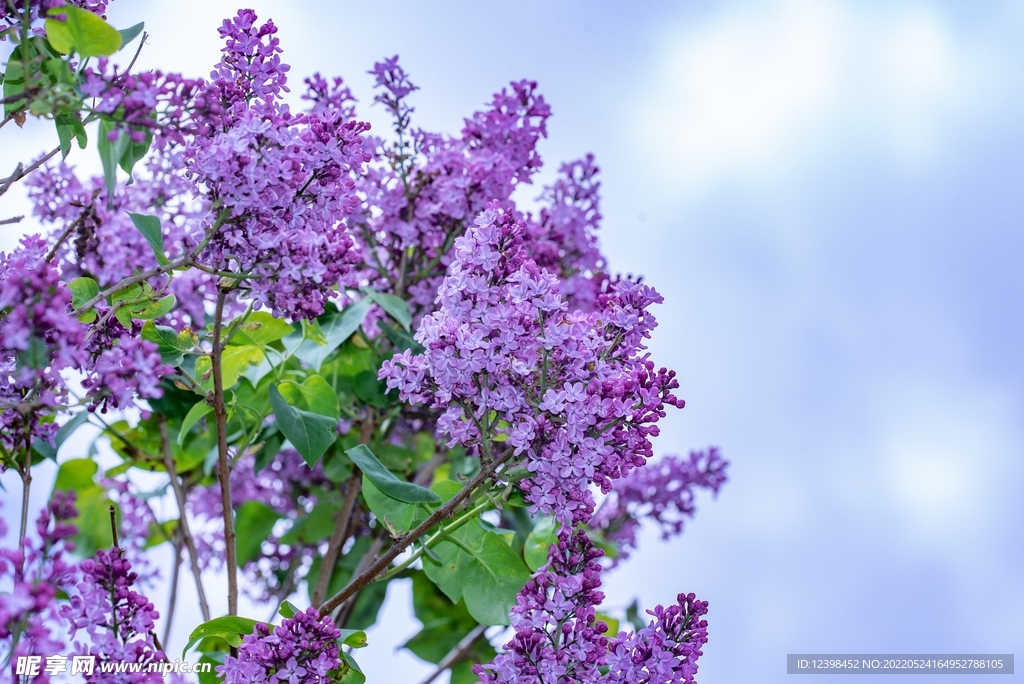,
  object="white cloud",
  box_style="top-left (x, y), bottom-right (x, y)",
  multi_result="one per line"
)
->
top-left (632, 0), bottom-right (1008, 197)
